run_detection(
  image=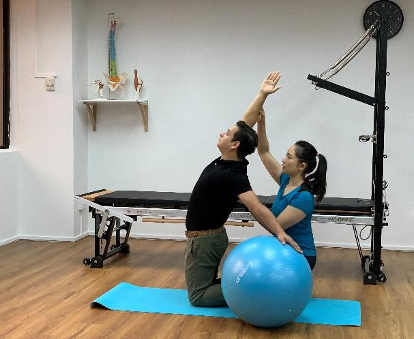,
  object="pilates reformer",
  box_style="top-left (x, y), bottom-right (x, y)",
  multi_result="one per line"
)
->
top-left (75, 189), bottom-right (381, 283)
top-left (307, 17), bottom-right (391, 284)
